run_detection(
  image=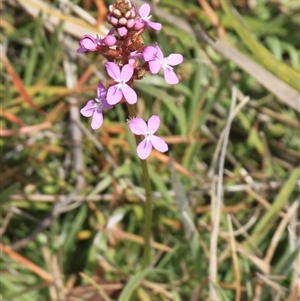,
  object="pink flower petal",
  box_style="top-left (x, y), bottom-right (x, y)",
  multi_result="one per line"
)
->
top-left (163, 68), bottom-right (179, 85)
top-left (107, 85), bottom-right (123, 105)
top-left (128, 118), bottom-right (147, 135)
top-left (76, 47), bottom-right (87, 53)
top-left (137, 139), bottom-right (153, 160)
top-left (102, 98), bottom-right (113, 110)
top-left (91, 111), bottom-right (103, 130)
top-left (149, 60), bottom-right (161, 74)
top-left (97, 82), bottom-right (107, 99)
top-left (148, 21), bottom-right (162, 31)
top-left (143, 46), bottom-right (157, 62)
top-left (139, 3), bottom-right (150, 18)
top-left (154, 44), bottom-right (164, 60)
top-left (147, 115), bottom-right (160, 133)
top-left (105, 62), bottom-right (120, 80)
top-left (108, 28), bottom-right (115, 35)
top-left (121, 84), bottom-right (137, 104)
top-left (151, 136), bottom-right (168, 153)
top-left (120, 64), bottom-right (134, 82)
top-left (166, 54), bottom-right (183, 66)
top-left (80, 35), bottom-right (97, 51)
top-left (80, 100), bottom-right (95, 117)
